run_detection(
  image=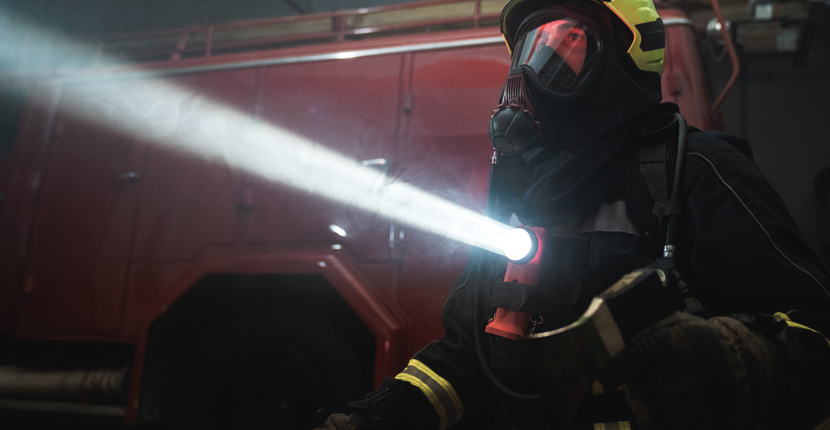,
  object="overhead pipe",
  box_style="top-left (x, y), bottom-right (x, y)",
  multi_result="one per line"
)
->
top-left (709, 0), bottom-right (741, 113)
